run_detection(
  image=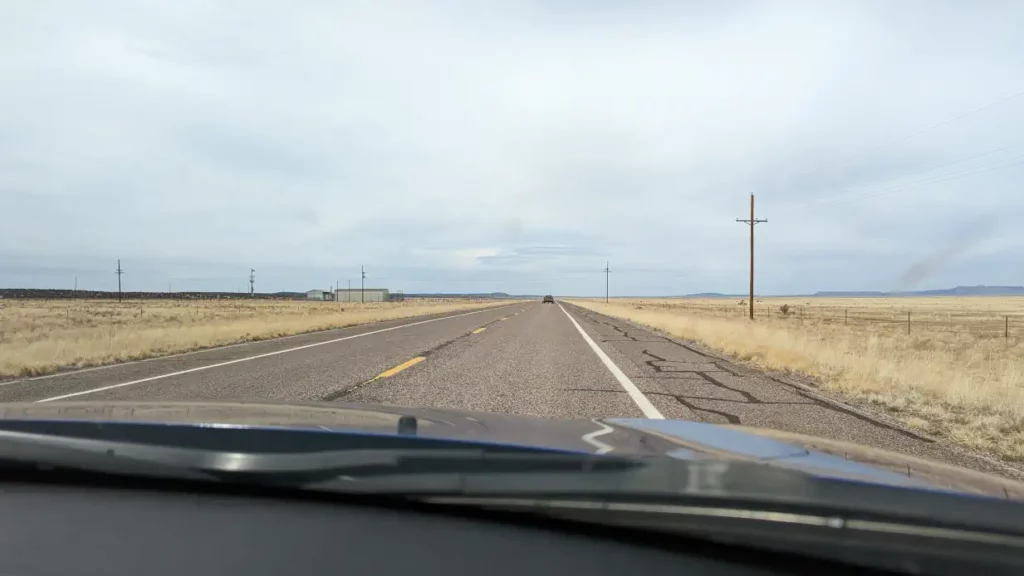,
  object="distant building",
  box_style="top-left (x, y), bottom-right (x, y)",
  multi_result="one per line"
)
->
top-left (334, 288), bottom-right (390, 303)
top-left (306, 289), bottom-right (335, 301)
